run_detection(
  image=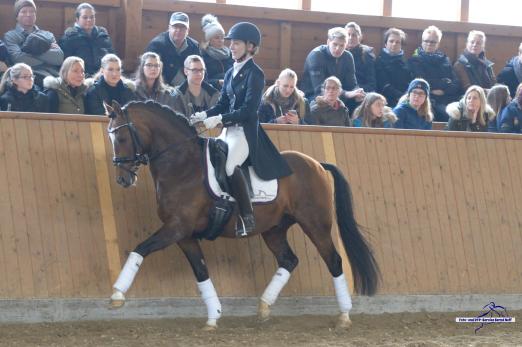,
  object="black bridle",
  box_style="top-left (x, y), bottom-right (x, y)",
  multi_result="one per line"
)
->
top-left (107, 107), bottom-right (201, 176)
